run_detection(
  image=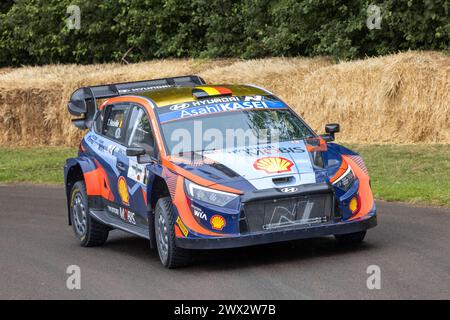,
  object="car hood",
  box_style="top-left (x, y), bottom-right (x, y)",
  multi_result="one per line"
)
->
top-left (168, 140), bottom-right (322, 191)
